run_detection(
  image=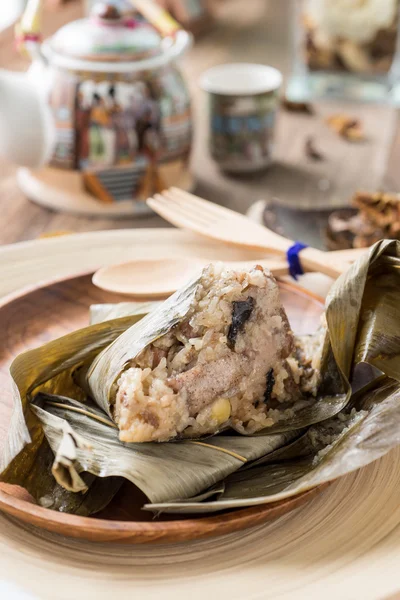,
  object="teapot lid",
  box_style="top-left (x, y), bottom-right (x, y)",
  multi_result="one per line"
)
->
top-left (49, 2), bottom-right (168, 62)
